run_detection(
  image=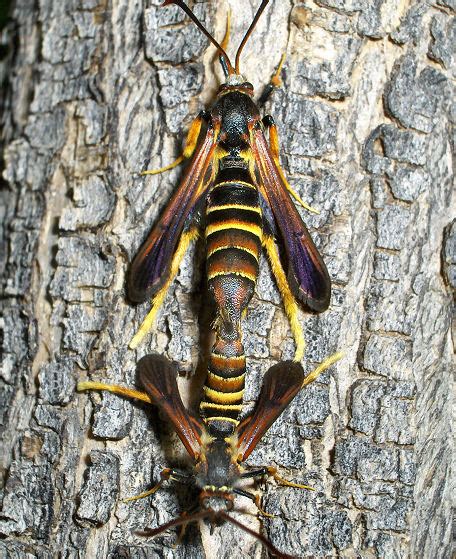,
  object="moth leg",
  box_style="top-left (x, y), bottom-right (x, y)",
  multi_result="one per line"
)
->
top-left (302, 350), bottom-right (344, 389)
top-left (241, 466), bottom-right (313, 490)
top-left (233, 488), bottom-right (275, 518)
top-left (258, 52), bottom-right (286, 106)
top-left (77, 380), bottom-right (152, 404)
top-left (263, 235), bottom-right (305, 362)
top-left (239, 467), bottom-right (314, 511)
top-left (124, 468), bottom-right (174, 502)
top-left (129, 226), bottom-right (199, 349)
top-left (262, 115), bottom-right (319, 215)
top-left (126, 469), bottom-right (194, 505)
top-left (253, 494), bottom-right (275, 518)
top-left (240, 467), bottom-right (269, 479)
top-left (141, 111), bottom-right (209, 176)
top-left (266, 466), bottom-right (314, 491)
